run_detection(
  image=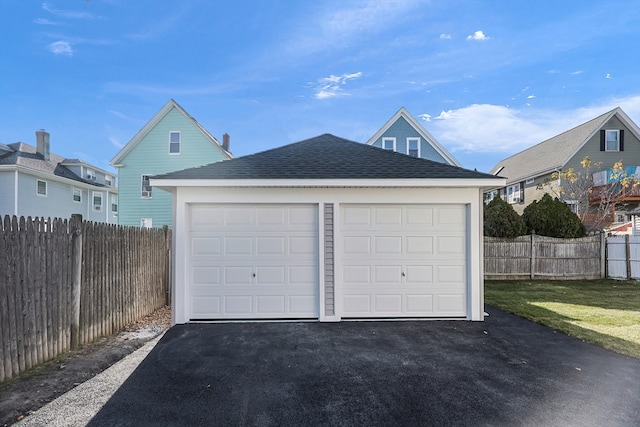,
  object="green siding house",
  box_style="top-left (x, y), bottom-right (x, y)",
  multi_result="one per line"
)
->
top-left (110, 99), bottom-right (232, 228)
